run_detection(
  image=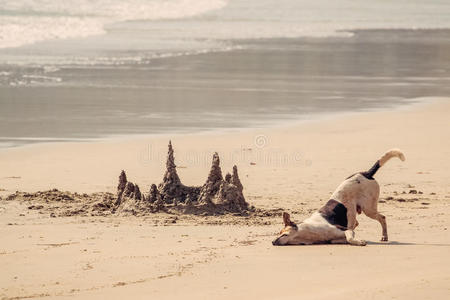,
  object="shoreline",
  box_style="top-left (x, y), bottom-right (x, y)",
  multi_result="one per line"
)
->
top-left (0, 95), bottom-right (435, 152)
